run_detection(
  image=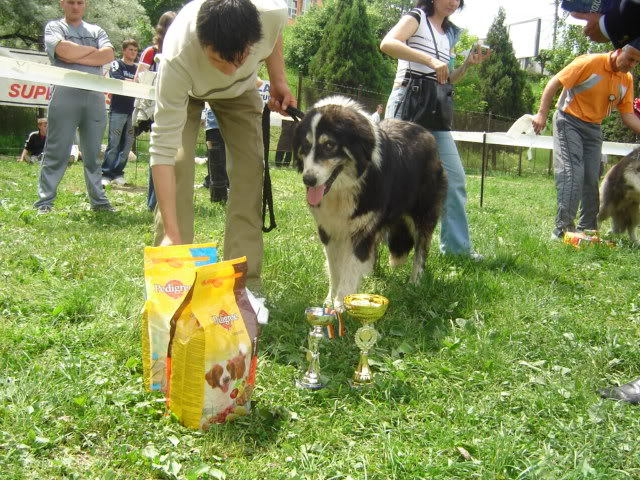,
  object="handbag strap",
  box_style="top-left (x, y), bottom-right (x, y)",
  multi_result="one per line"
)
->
top-left (424, 15), bottom-right (441, 61)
